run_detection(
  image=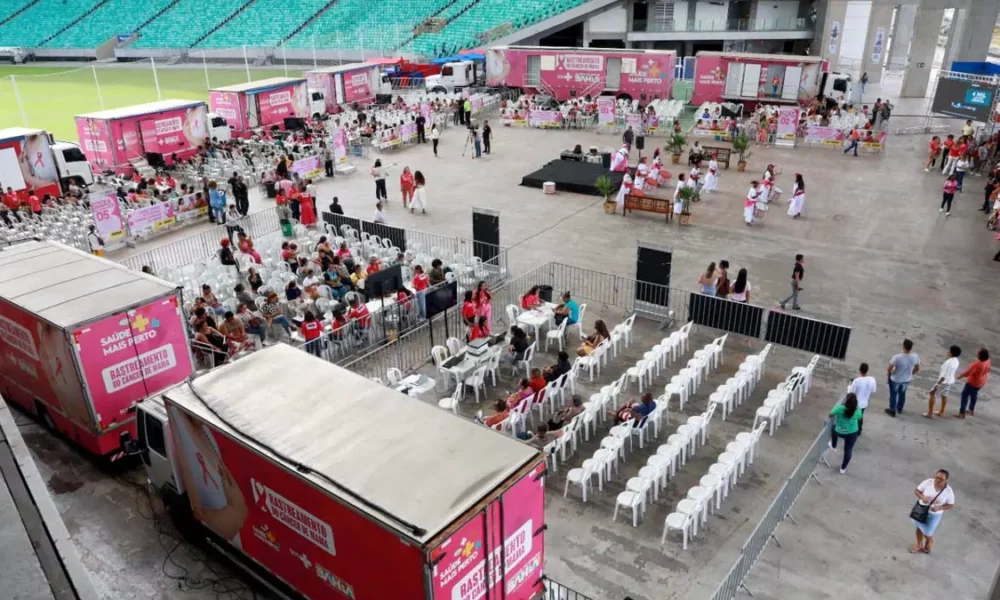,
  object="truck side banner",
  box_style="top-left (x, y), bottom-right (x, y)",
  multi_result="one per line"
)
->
top-left (343, 70), bottom-right (372, 104)
top-left (73, 295), bottom-right (192, 431)
top-left (431, 462), bottom-right (546, 600)
top-left (209, 91), bottom-right (246, 132)
top-left (0, 301), bottom-right (93, 429)
top-left (0, 133), bottom-right (61, 199)
top-left (164, 401), bottom-right (426, 599)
